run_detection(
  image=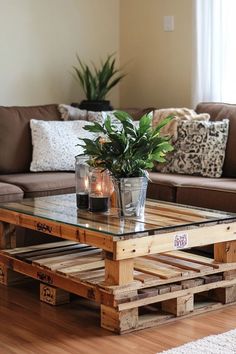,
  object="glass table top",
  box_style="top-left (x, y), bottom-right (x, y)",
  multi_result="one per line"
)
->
top-left (0, 194), bottom-right (236, 238)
